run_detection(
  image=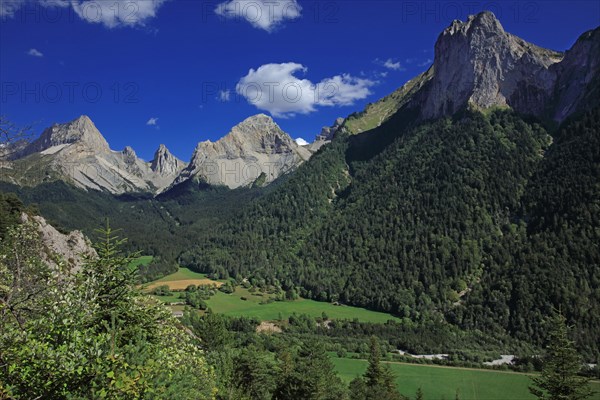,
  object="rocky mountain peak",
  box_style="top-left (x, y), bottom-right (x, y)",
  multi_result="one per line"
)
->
top-left (121, 146), bottom-right (138, 165)
top-left (172, 114), bottom-right (311, 189)
top-left (218, 114), bottom-right (298, 156)
top-left (446, 11), bottom-right (504, 36)
top-left (151, 144), bottom-right (185, 176)
top-left (19, 115), bottom-right (110, 158)
top-left (422, 11), bottom-right (564, 119)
